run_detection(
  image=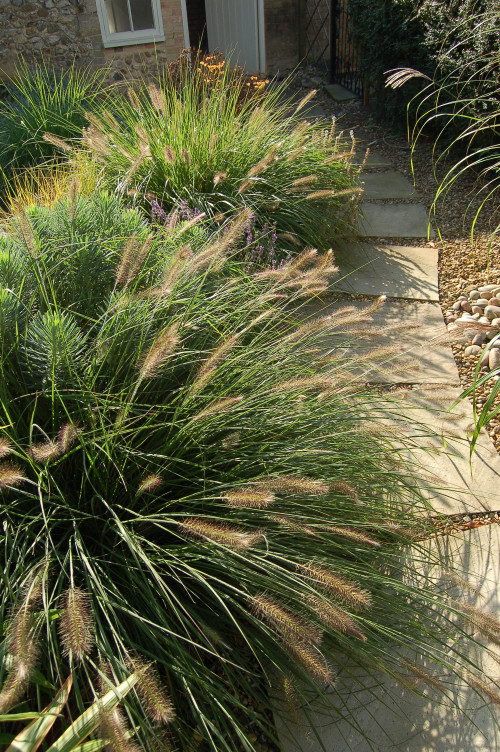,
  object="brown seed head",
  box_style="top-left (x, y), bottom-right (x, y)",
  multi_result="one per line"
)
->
top-left (257, 475), bottom-right (330, 495)
top-left (100, 708), bottom-right (140, 752)
top-left (307, 596), bottom-right (366, 641)
top-left (59, 587), bottom-right (95, 661)
top-left (191, 396), bottom-right (242, 421)
top-left (0, 438), bottom-right (12, 459)
top-left (138, 322), bottom-right (180, 380)
top-left (138, 474), bottom-right (164, 495)
top-left (129, 658), bottom-right (175, 725)
top-left (180, 518), bottom-right (262, 548)
top-left (30, 440), bottom-right (61, 463)
top-left (287, 642), bottom-right (333, 685)
top-left (298, 564), bottom-right (372, 610)
top-left (324, 526), bottom-right (381, 547)
top-left (0, 463), bottom-right (26, 489)
top-left (251, 594), bottom-right (323, 646)
top-left (224, 489), bottom-right (275, 509)
top-left (58, 423), bottom-right (80, 453)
